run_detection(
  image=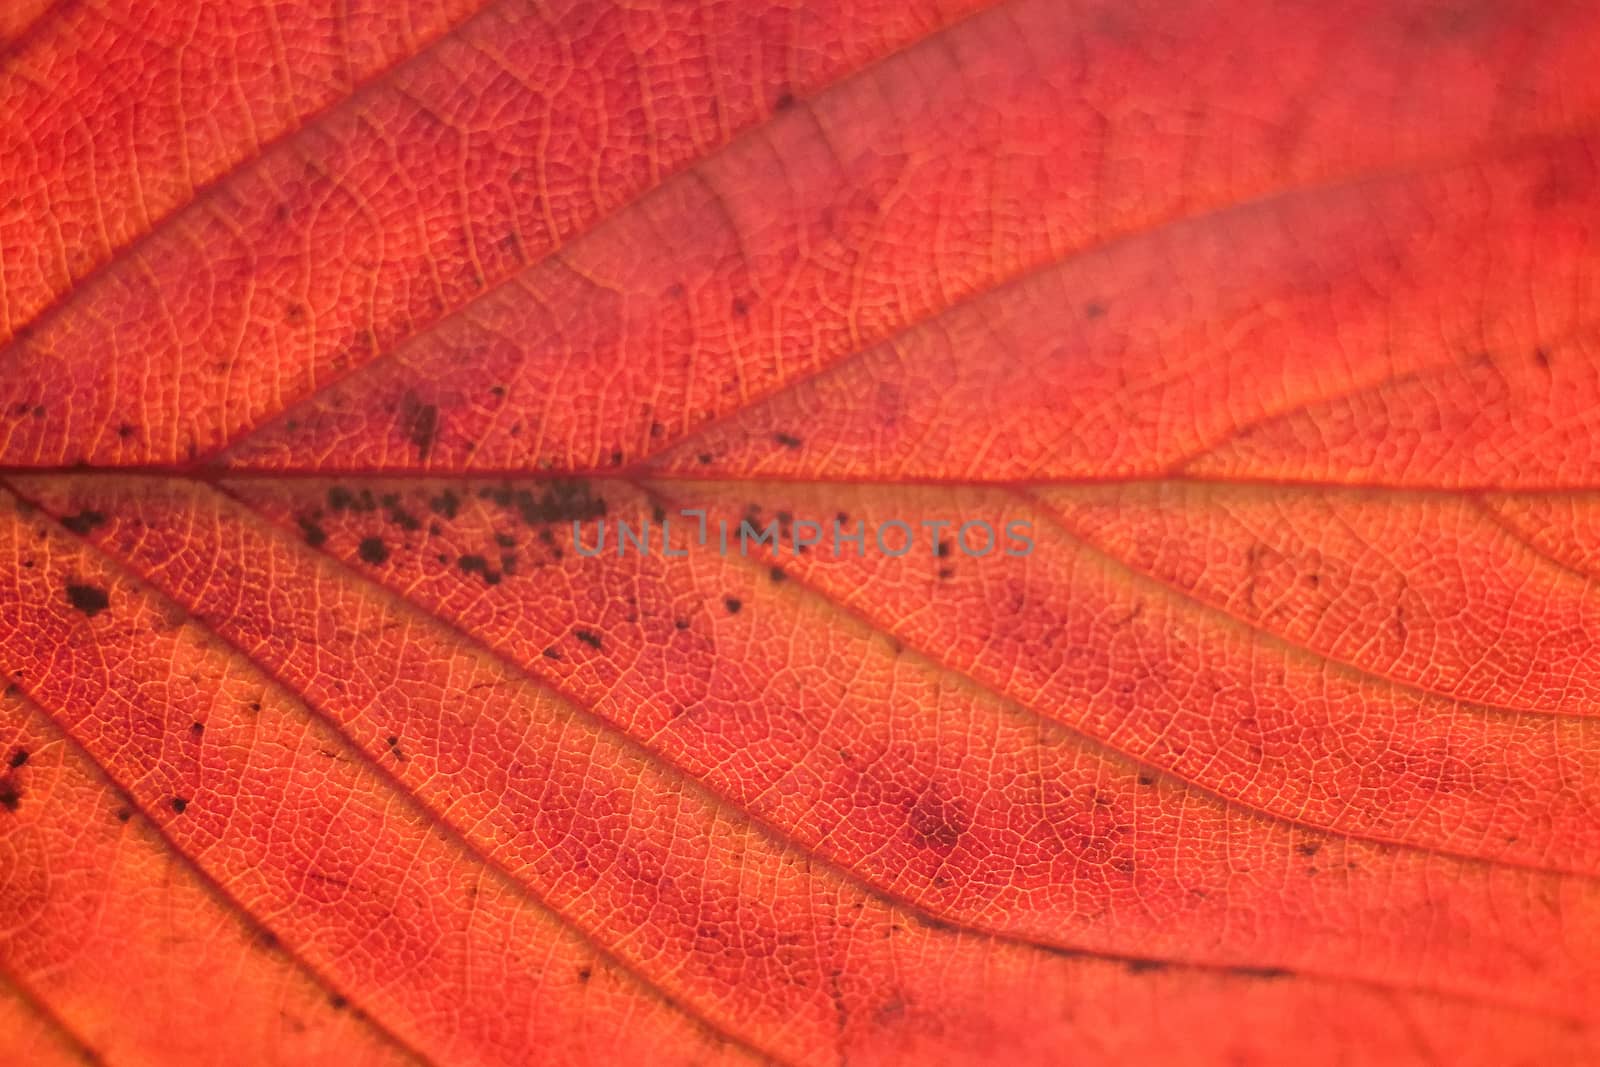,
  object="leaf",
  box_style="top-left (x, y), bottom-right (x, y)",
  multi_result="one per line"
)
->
top-left (2, 0), bottom-right (1599, 1064)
